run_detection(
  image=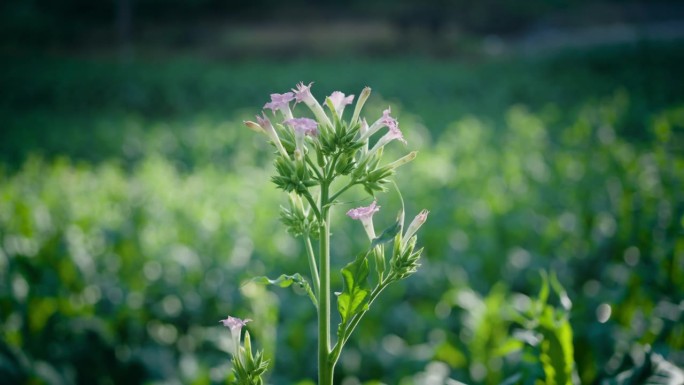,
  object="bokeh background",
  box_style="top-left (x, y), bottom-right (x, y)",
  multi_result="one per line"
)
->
top-left (1, 1), bottom-right (683, 384)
